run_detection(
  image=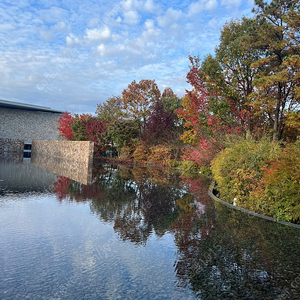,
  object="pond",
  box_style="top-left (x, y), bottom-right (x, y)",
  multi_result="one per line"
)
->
top-left (0, 158), bottom-right (300, 300)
